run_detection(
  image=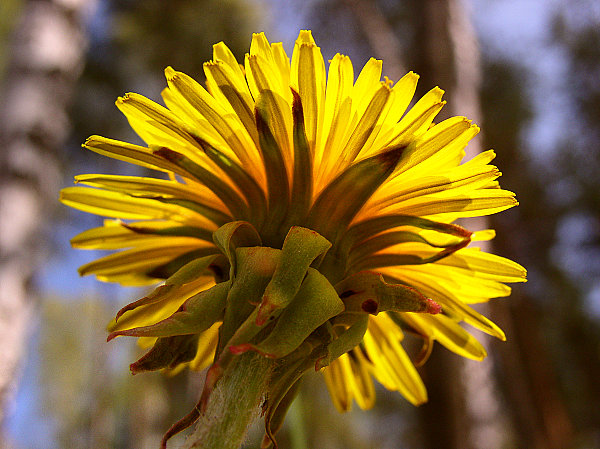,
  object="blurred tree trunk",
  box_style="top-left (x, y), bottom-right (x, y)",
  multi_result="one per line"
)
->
top-left (490, 292), bottom-right (574, 449)
top-left (480, 62), bottom-right (576, 449)
top-left (339, 0), bottom-right (506, 447)
top-left (0, 0), bottom-right (94, 437)
top-left (409, 1), bottom-right (508, 448)
top-left (409, 1), bottom-right (575, 449)
top-left (342, 0), bottom-right (406, 81)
